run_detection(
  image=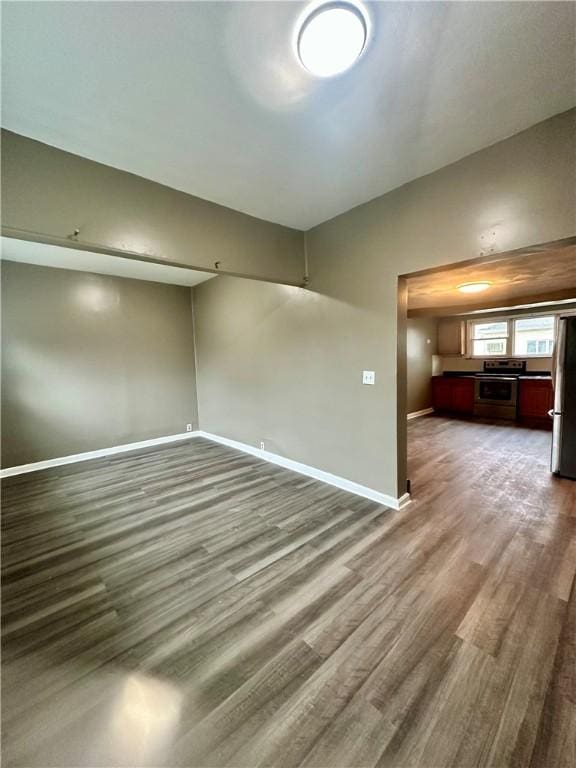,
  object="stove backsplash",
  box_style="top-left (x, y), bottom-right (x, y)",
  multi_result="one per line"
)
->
top-left (438, 356), bottom-right (552, 374)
